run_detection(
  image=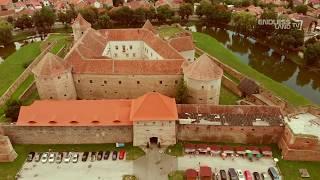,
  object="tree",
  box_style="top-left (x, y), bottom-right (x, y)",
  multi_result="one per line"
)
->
top-left (32, 7), bottom-right (56, 33)
top-left (156, 5), bottom-right (174, 23)
top-left (195, 0), bottom-right (212, 17)
top-left (294, 5), bottom-right (308, 15)
top-left (57, 12), bottom-right (67, 24)
top-left (178, 3), bottom-right (194, 20)
top-left (304, 42), bottom-right (320, 65)
top-left (110, 6), bottom-right (134, 26)
top-left (0, 20), bottom-right (13, 45)
top-left (241, 0), bottom-right (251, 7)
top-left (254, 9), bottom-right (277, 37)
top-left (175, 79), bottom-right (188, 103)
top-left (4, 100), bottom-right (22, 122)
top-left (98, 14), bottom-right (111, 29)
top-left (145, 7), bottom-right (156, 20)
top-left (15, 14), bottom-right (33, 30)
top-left (272, 29), bottom-right (304, 50)
top-left (132, 8), bottom-right (146, 24)
top-left (204, 4), bottom-right (232, 26)
top-left (79, 7), bottom-right (99, 25)
top-left (232, 12), bottom-right (256, 37)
